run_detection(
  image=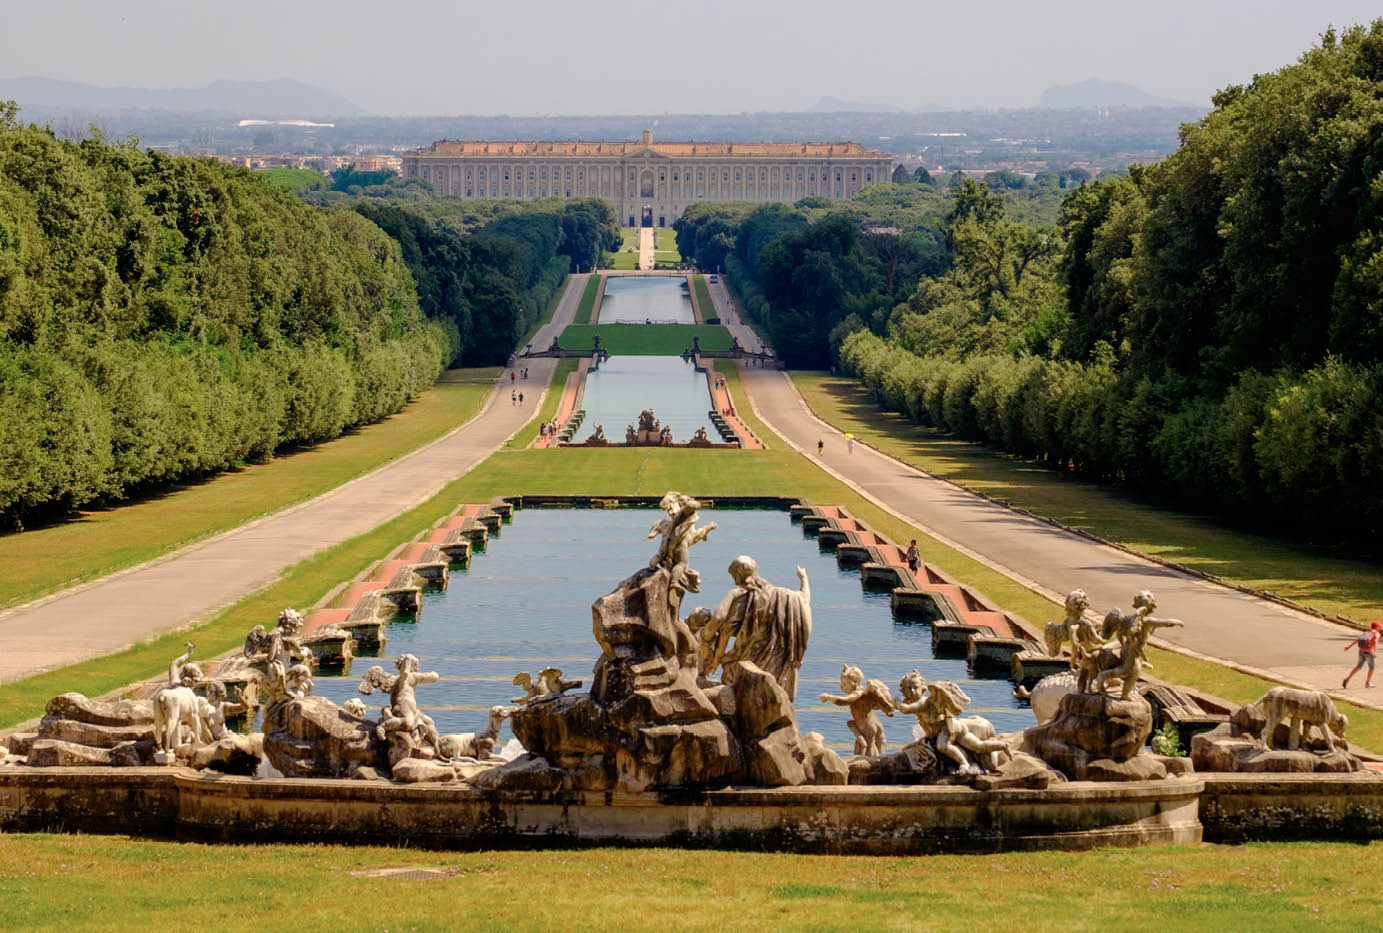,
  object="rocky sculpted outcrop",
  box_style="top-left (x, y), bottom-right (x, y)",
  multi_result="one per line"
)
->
top-left (1190, 688), bottom-right (1362, 774)
top-left (262, 695), bottom-right (389, 778)
top-left (1020, 691), bottom-right (1169, 781)
top-left (493, 502), bottom-right (846, 793)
